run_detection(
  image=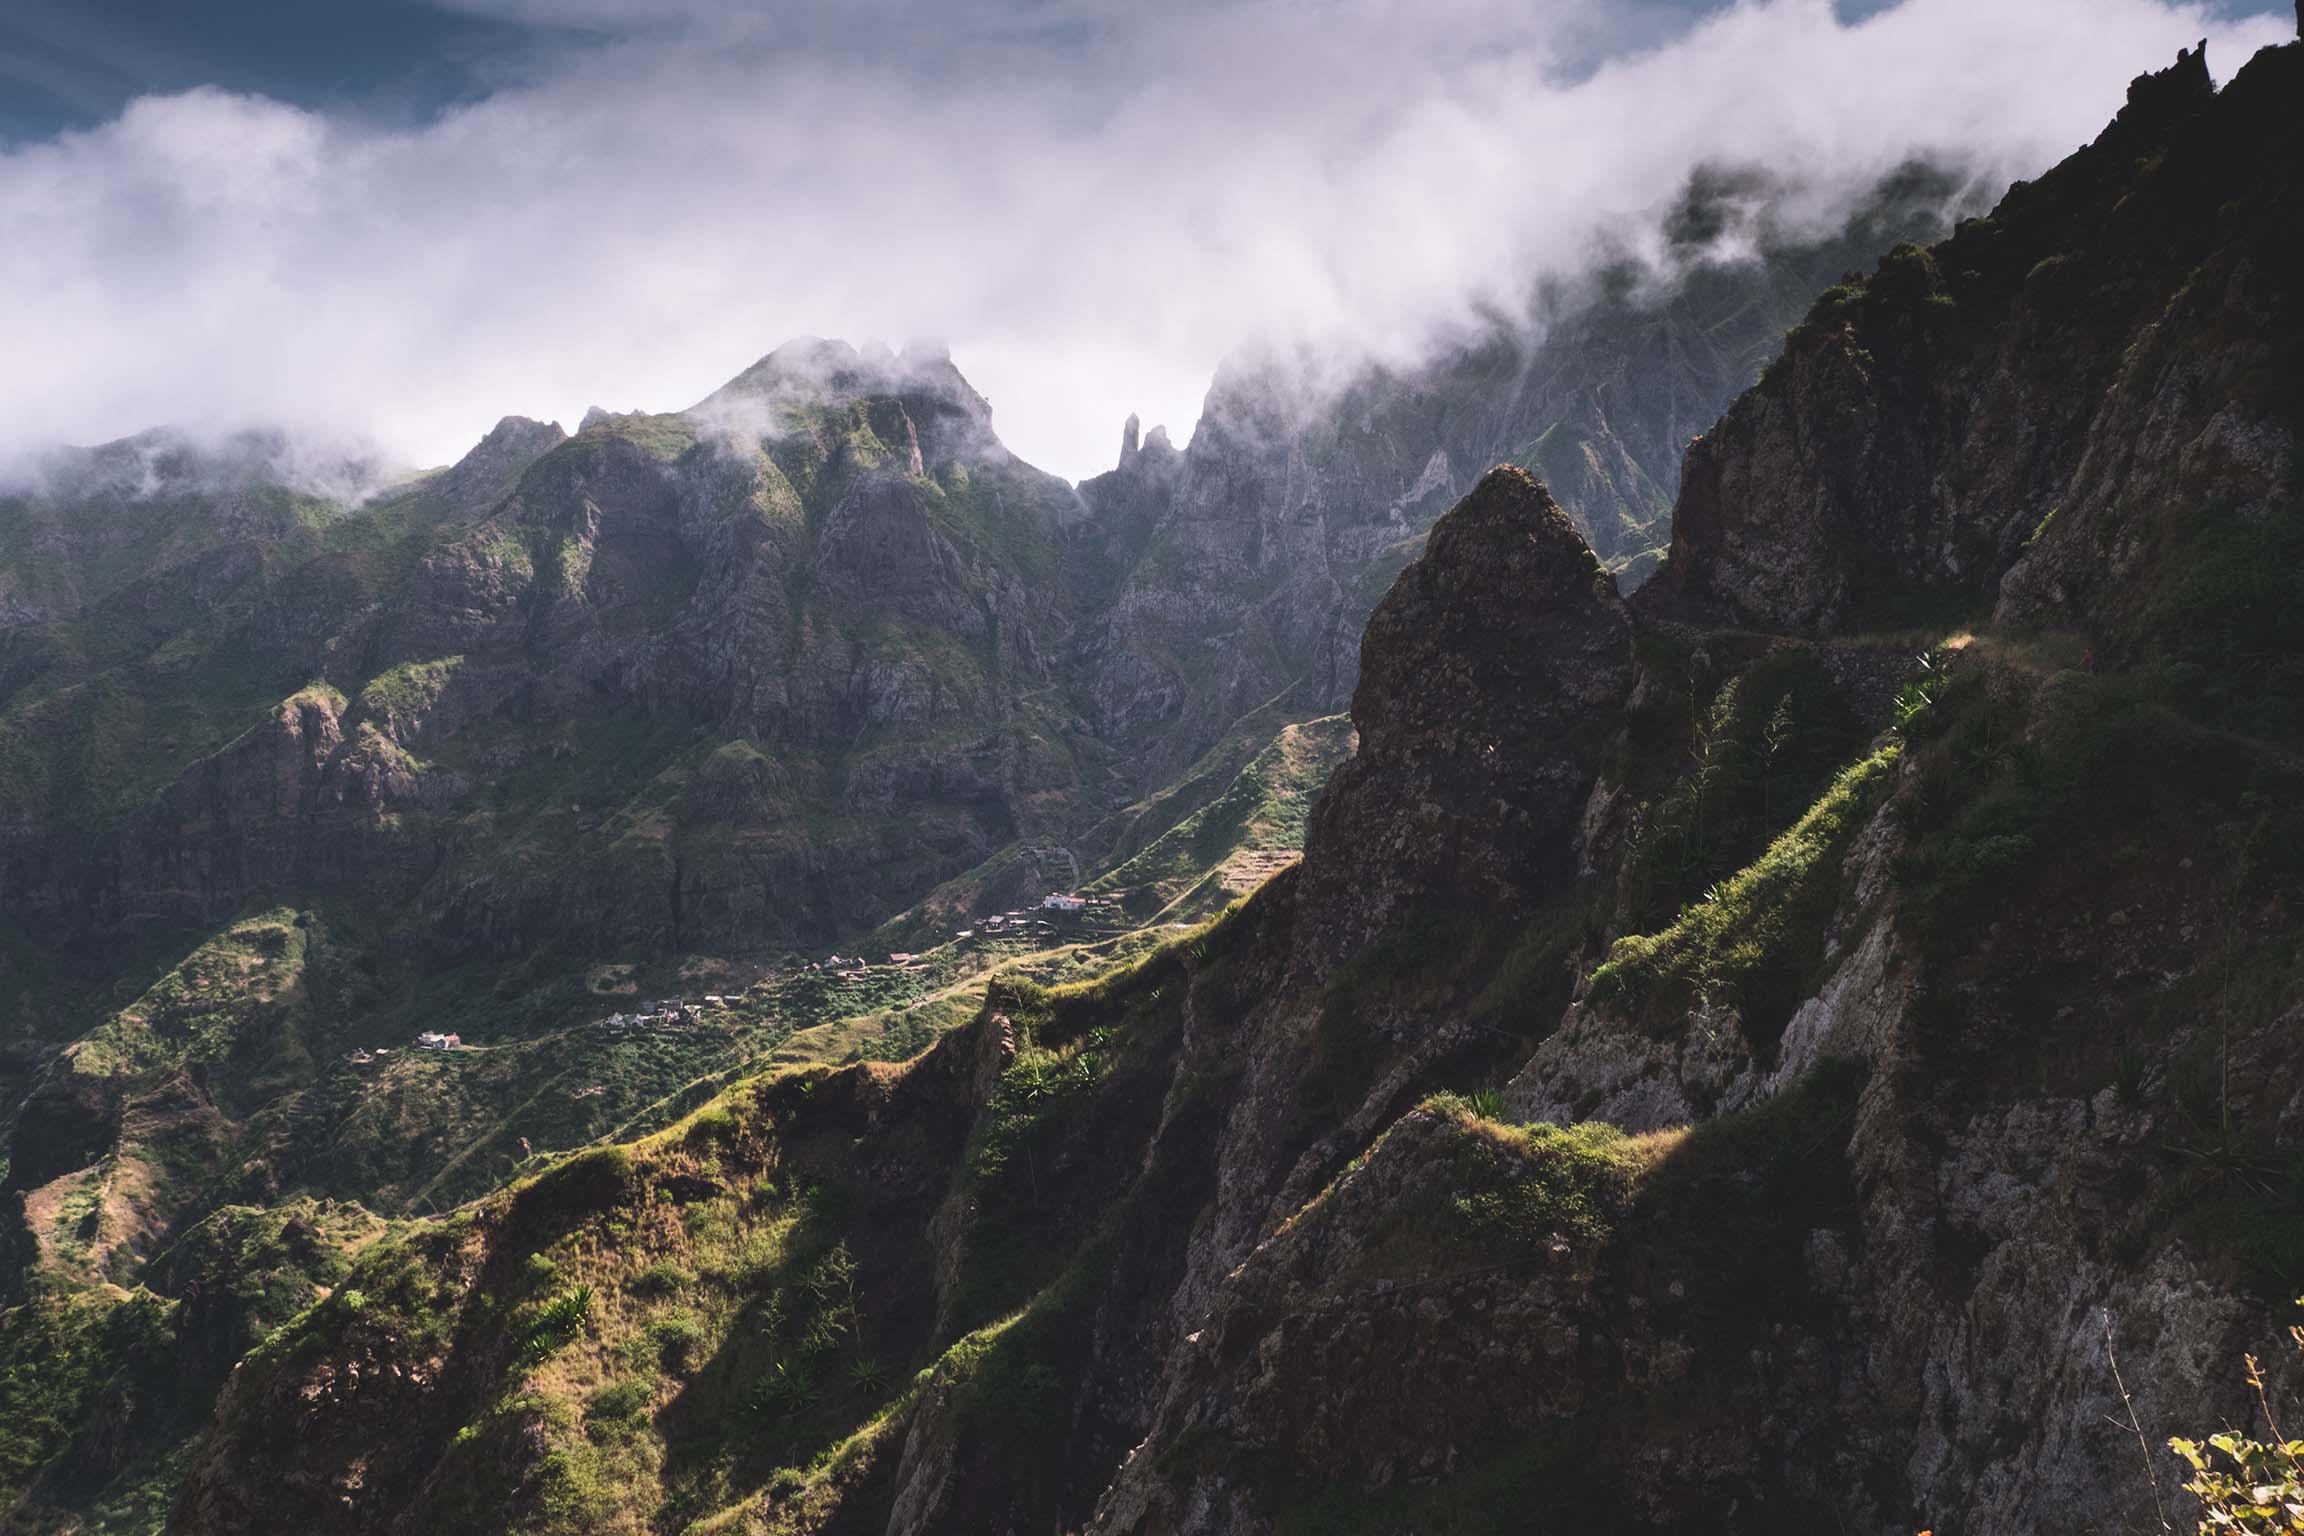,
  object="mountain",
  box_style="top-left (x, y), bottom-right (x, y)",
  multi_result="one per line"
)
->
top-left (5, 26), bottom-right (2303, 1535)
top-left (0, 162), bottom-right (1967, 1283)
